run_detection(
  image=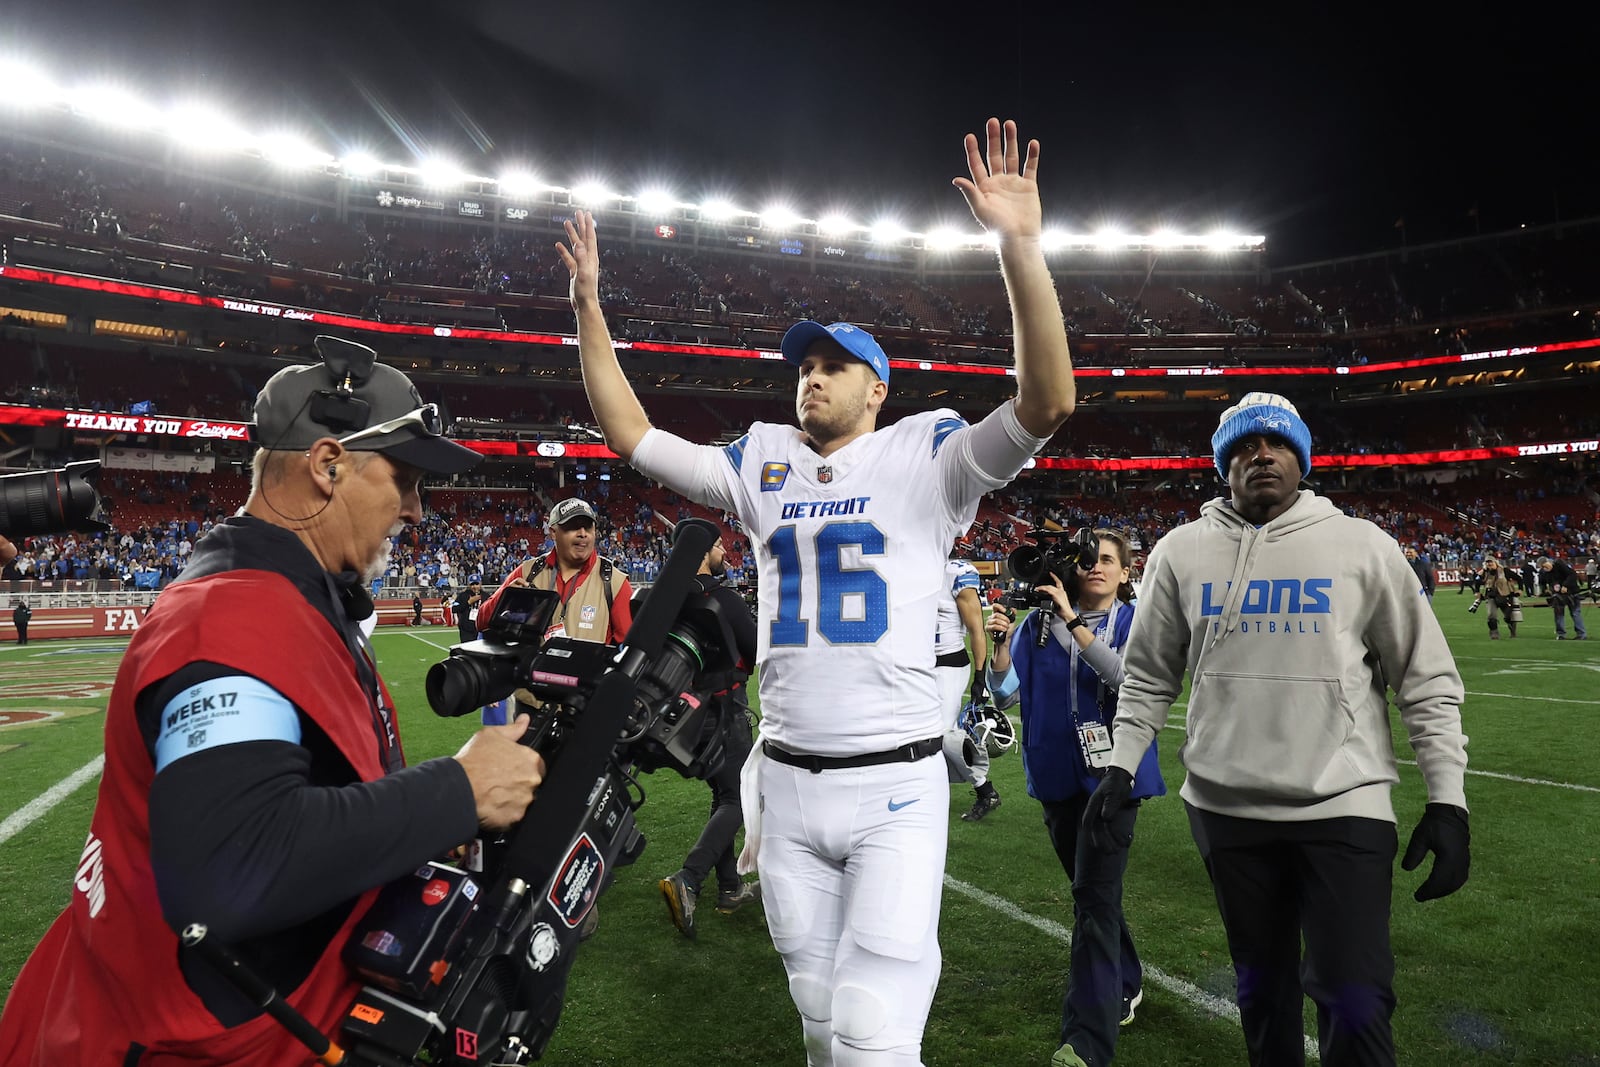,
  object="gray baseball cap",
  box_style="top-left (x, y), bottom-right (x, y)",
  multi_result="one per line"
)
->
top-left (547, 498), bottom-right (597, 528)
top-left (252, 336), bottom-right (480, 475)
